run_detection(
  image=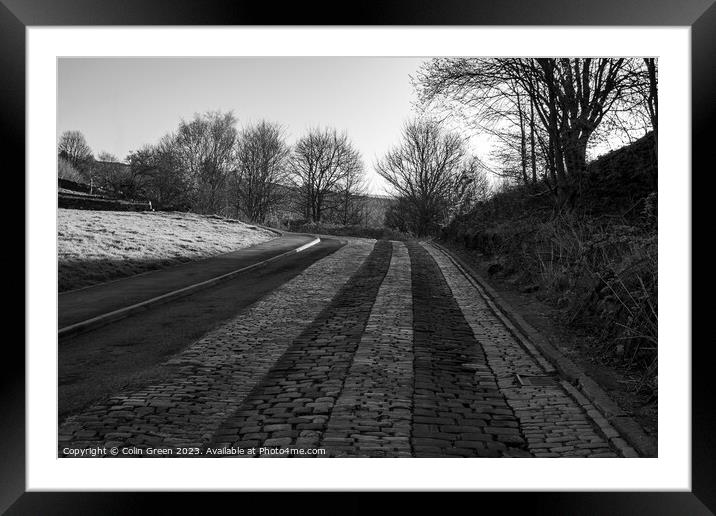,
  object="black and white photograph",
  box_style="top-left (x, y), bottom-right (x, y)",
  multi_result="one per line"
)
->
top-left (3, 0), bottom-right (704, 507)
top-left (56, 55), bottom-right (659, 460)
